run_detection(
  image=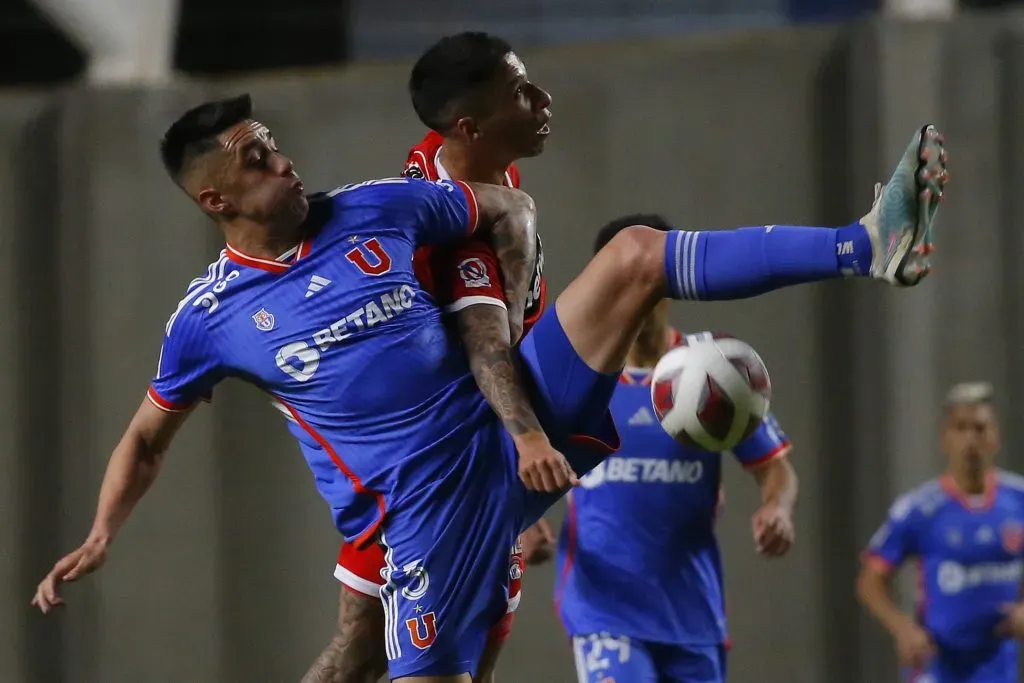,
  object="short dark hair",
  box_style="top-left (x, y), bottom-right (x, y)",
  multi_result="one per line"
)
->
top-left (409, 32), bottom-right (514, 132)
top-left (159, 94), bottom-right (254, 183)
top-left (594, 213), bottom-right (674, 254)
